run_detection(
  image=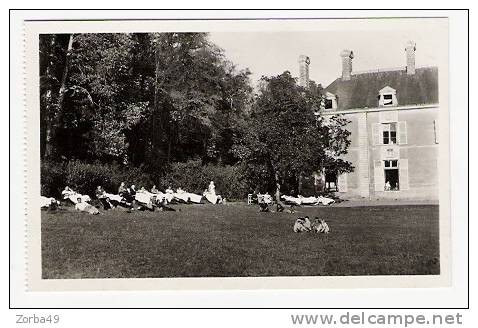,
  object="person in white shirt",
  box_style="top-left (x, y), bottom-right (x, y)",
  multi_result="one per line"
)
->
top-left (313, 218), bottom-right (330, 234)
top-left (203, 180), bottom-right (223, 204)
top-left (293, 218), bottom-right (309, 233)
top-left (293, 217), bottom-right (312, 233)
top-left (62, 186), bottom-right (91, 204)
top-left (74, 197), bottom-right (100, 215)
